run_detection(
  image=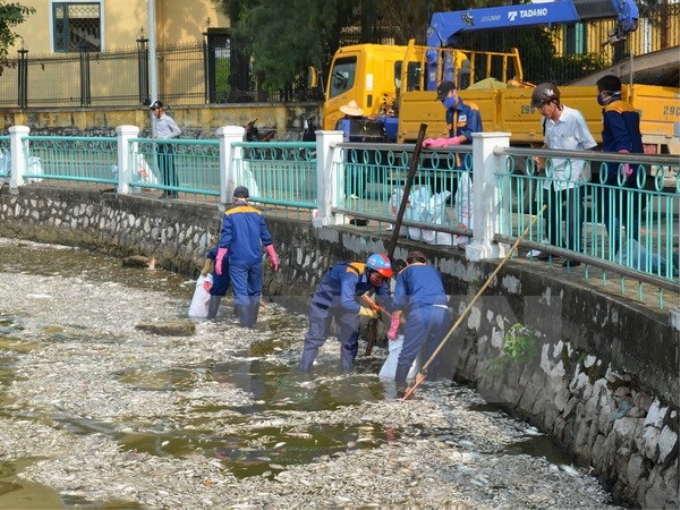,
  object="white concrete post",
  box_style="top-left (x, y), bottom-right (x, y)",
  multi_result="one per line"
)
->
top-left (313, 130), bottom-right (344, 227)
top-left (8, 125), bottom-right (30, 190)
top-left (466, 132), bottom-right (512, 261)
top-left (671, 307), bottom-right (680, 332)
top-left (216, 125), bottom-right (245, 205)
top-left (116, 125), bottom-right (140, 195)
